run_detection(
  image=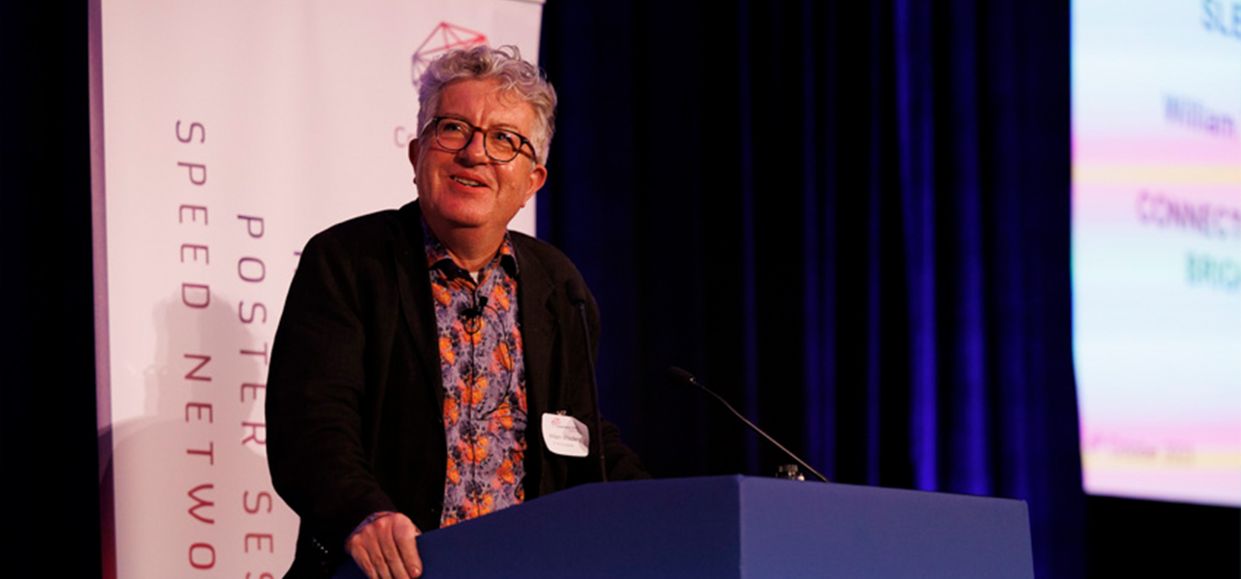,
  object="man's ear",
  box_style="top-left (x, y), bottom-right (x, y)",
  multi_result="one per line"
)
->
top-left (521, 164), bottom-right (548, 207)
top-left (408, 138), bottom-right (420, 168)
